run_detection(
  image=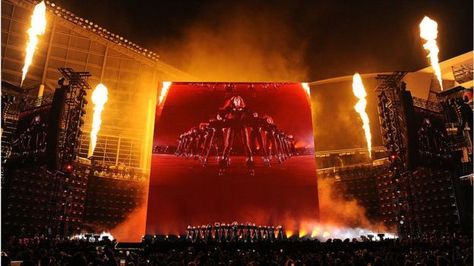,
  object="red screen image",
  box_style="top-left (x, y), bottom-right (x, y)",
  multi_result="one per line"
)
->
top-left (146, 82), bottom-right (319, 235)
